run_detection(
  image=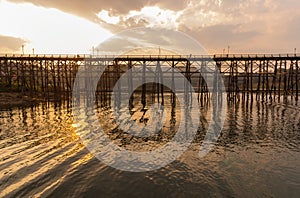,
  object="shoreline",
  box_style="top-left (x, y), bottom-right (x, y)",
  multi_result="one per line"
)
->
top-left (0, 92), bottom-right (43, 108)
